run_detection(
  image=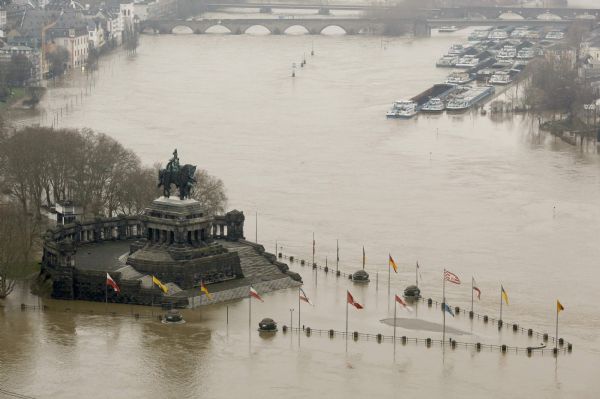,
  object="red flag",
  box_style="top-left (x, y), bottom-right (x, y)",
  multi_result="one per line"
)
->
top-left (347, 290), bottom-right (363, 310)
top-left (106, 273), bottom-right (120, 293)
top-left (395, 294), bottom-right (413, 312)
top-left (250, 286), bottom-right (264, 302)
